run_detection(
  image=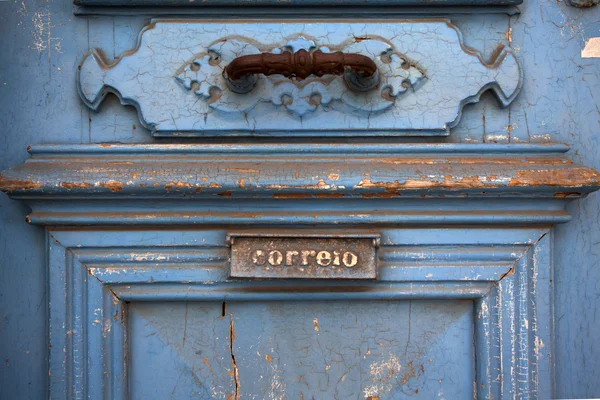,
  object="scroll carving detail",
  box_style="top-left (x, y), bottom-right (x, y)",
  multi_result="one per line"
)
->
top-left (77, 20), bottom-right (522, 136)
top-left (175, 37), bottom-right (426, 116)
